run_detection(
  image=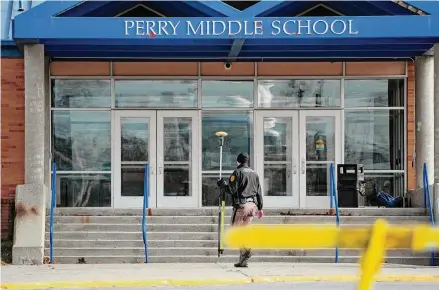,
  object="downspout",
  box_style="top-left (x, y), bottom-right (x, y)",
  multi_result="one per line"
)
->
top-left (2, 0), bottom-right (14, 39)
